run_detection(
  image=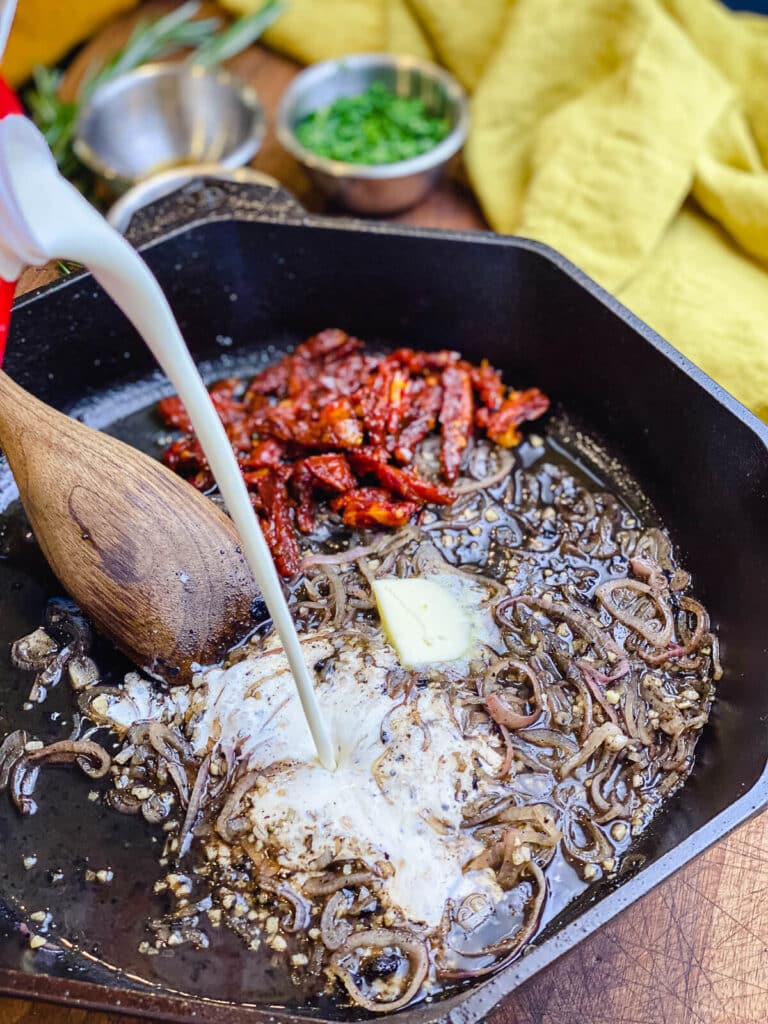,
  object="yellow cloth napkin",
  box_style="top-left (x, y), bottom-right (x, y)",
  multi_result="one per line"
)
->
top-left (222, 0), bottom-right (768, 421)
